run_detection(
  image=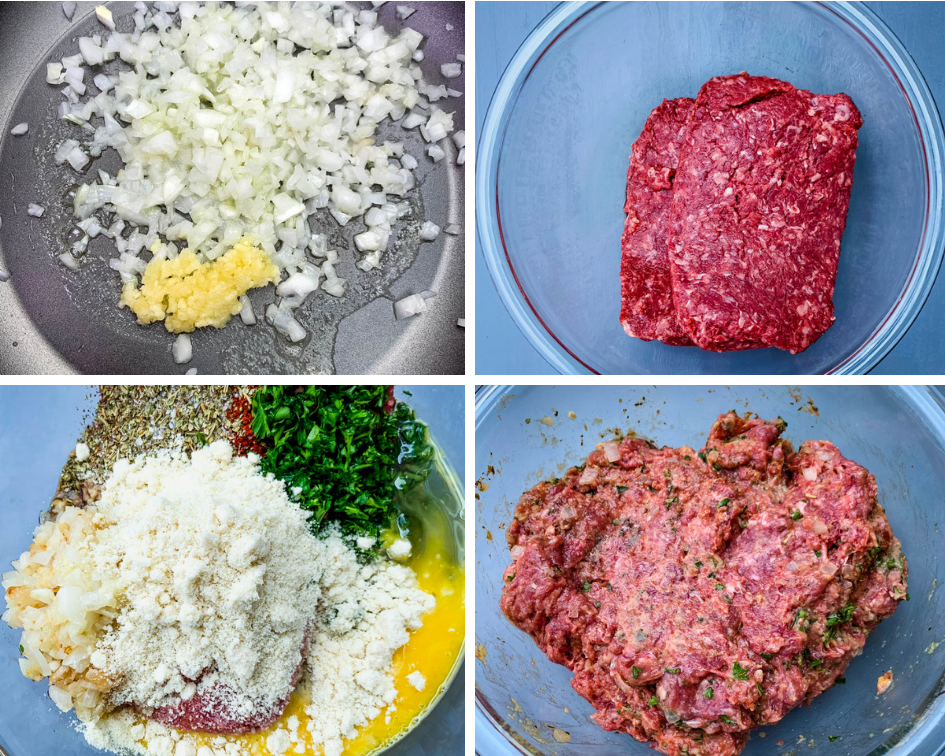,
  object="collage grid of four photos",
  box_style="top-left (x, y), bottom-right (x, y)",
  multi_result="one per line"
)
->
top-left (1, 3), bottom-right (945, 756)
